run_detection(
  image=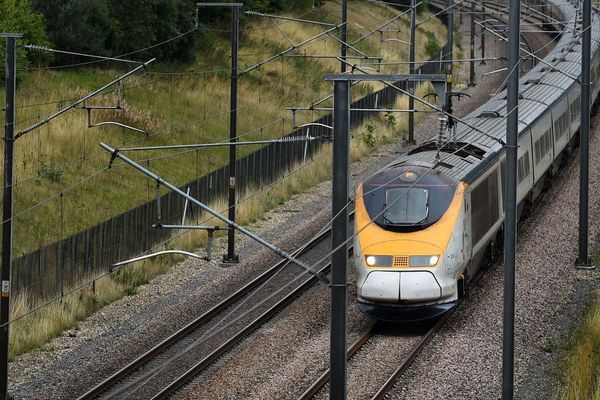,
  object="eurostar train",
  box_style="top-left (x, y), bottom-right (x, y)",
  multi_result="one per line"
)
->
top-left (353, 0), bottom-right (600, 321)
